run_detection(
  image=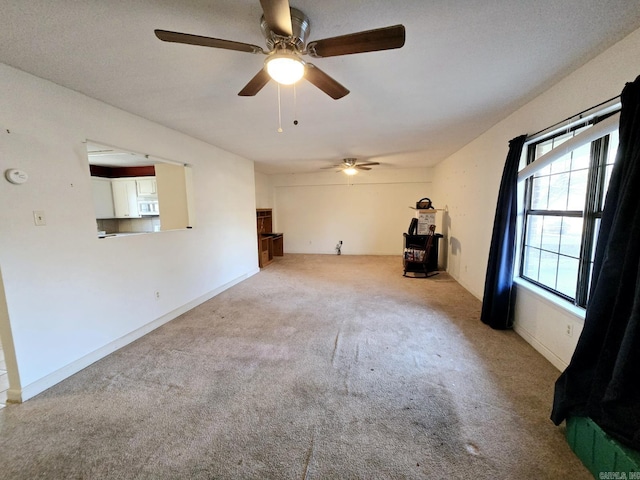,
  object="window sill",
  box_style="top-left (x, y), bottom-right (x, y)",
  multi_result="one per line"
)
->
top-left (513, 277), bottom-right (586, 321)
